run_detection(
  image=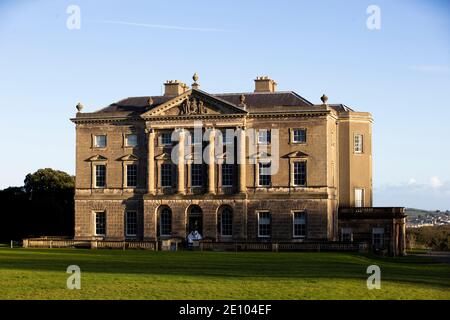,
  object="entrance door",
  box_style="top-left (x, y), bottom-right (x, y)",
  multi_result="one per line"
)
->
top-left (187, 205), bottom-right (203, 235)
